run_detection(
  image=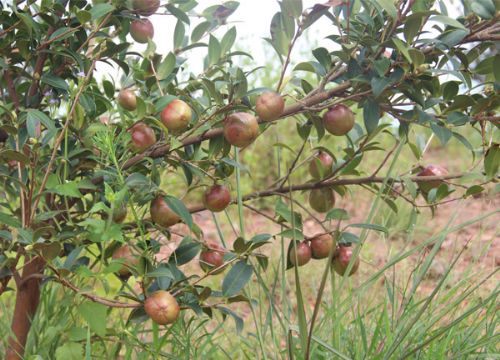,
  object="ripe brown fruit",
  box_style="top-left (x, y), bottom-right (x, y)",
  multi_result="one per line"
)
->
top-left (417, 165), bottom-right (448, 193)
top-left (160, 99), bottom-right (192, 133)
top-left (128, 122), bottom-right (156, 153)
top-left (130, 19), bottom-right (154, 43)
top-left (332, 245), bottom-right (359, 276)
top-left (150, 196), bottom-right (181, 228)
top-left (144, 290), bottom-right (180, 325)
top-left (310, 233), bottom-right (336, 259)
top-left (0, 129), bottom-right (8, 143)
top-left (112, 244), bottom-right (139, 277)
top-left (223, 112), bottom-right (259, 147)
top-left (323, 104), bottom-right (355, 136)
top-left (289, 241), bottom-right (312, 266)
top-left (132, 0), bottom-right (160, 16)
top-left (309, 151), bottom-right (334, 179)
top-left (309, 188), bottom-right (335, 213)
top-left (255, 92), bottom-right (285, 121)
top-left (112, 203), bottom-right (128, 223)
top-left (203, 184), bottom-right (231, 212)
top-left (199, 243), bottom-right (225, 274)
